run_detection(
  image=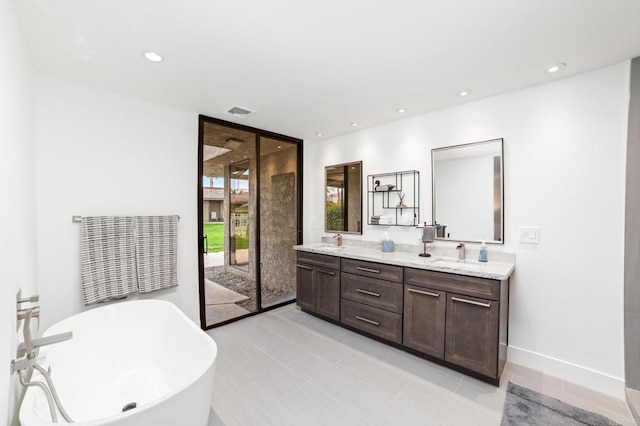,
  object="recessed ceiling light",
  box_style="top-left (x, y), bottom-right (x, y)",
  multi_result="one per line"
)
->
top-left (351, 122), bottom-right (358, 127)
top-left (546, 63), bottom-right (566, 73)
top-left (277, 145), bottom-right (282, 149)
top-left (397, 108), bottom-right (406, 113)
top-left (458, 90), bottom-right (471, 97)
top-left (315, 132), bottom-right (323, 137)
top-left (144, 52), bottom-right (163, 62)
